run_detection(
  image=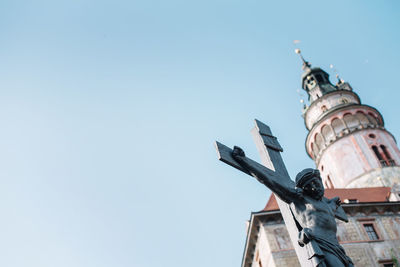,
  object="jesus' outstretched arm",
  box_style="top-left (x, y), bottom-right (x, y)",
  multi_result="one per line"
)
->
top-left (232, 146), bottom-right (301, 204)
